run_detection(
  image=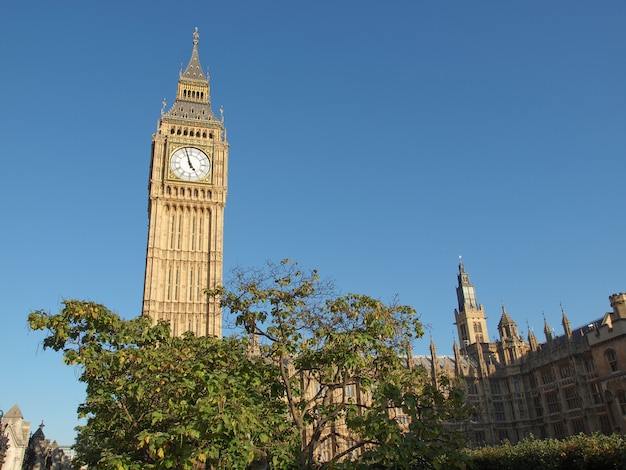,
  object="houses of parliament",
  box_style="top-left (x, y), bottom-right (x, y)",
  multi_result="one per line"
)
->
top-left (141, 30), bottom-right (626, 447)
top-left (426, 261), bottom-right (626, 445)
